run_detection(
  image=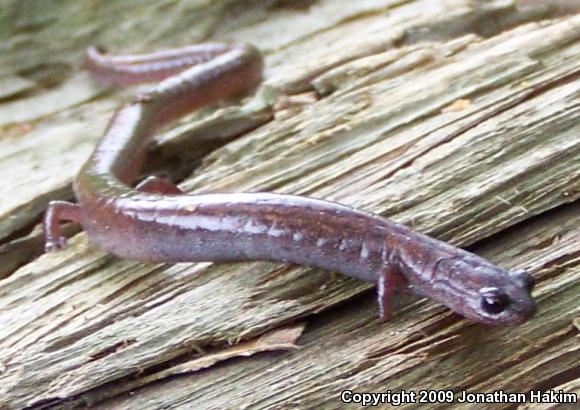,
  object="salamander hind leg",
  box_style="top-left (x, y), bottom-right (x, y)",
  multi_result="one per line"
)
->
top-left (43, 201), bottom-right (81, 252)
top-left (135, 176), bottom-right (183, 195)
